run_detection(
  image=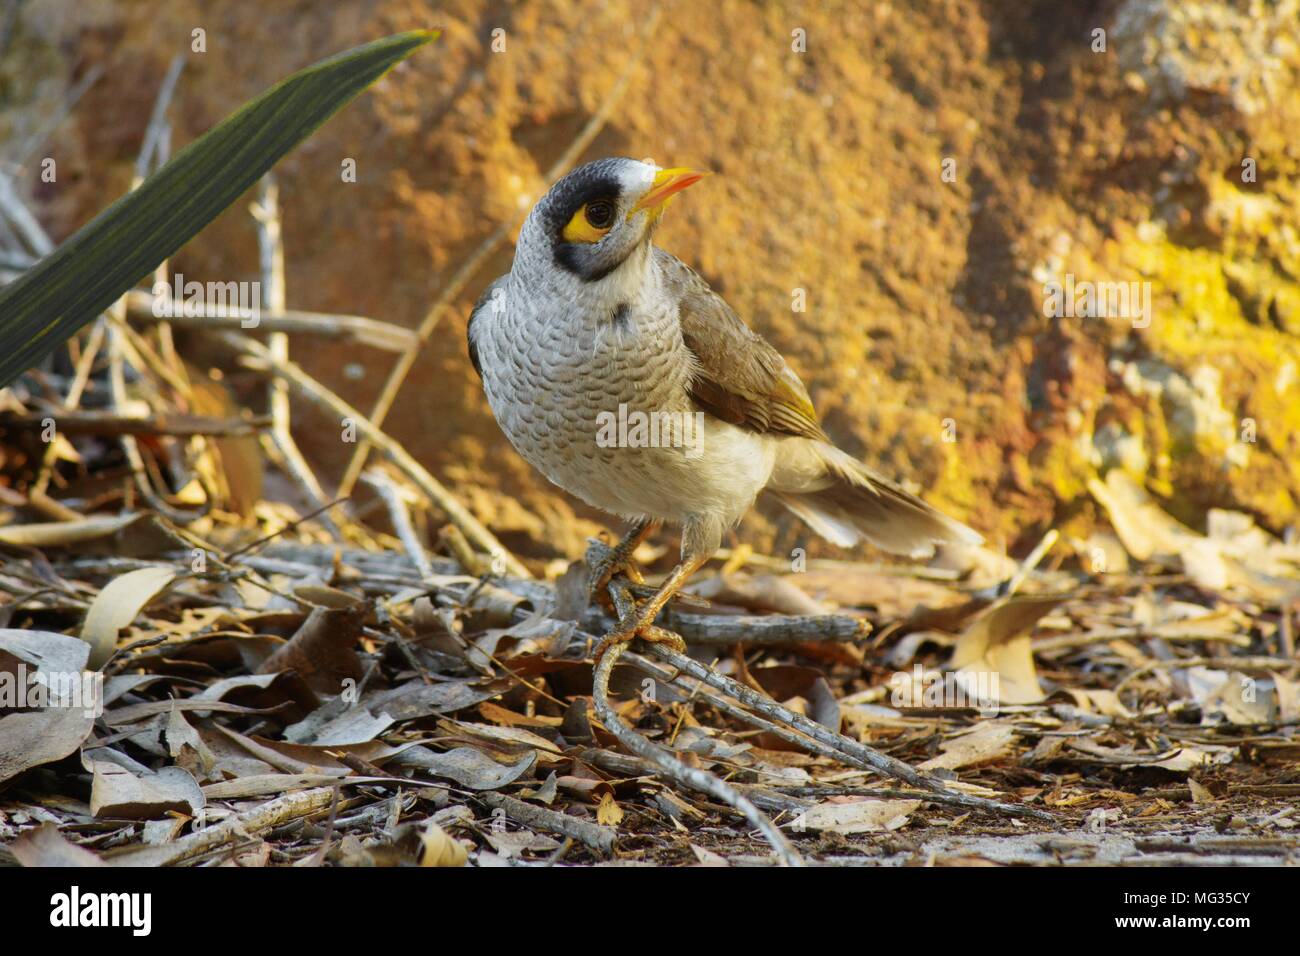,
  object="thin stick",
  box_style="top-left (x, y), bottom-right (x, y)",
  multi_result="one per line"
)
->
top-left (665, 610), bottom-right (868, 645)
top-left (105, 786), bottom-right (339, 866)
top-left (1282, 601), bottom-right (1296, 659)
top-left (218, 330), bottom-right (529, 577)
top-left (0, 172), bottom-right (53, 256)
top-left (593, 636), bottom-right (803, 865)
top-left (1003, 528), bottom-right (1059, 597)
top-left (223, 496), bottom-right (351, 562)
top-left (107, 315), bottom-right (209, 523)
top-left (623, 649), bottom-right (1049, 821)
top-left (32, 317), bottom-right (106, 497)
top-left (596, 579), bottom-right (803, 865)
top-left (478, 793), bottom-right (615, 855)
top-left (641, 642), bottom-right (1054, 822)
top-left (8, 64), bottom-right (104, 171)
top-left (125, 292), bottom-right (417, 351)
top-left (362, 468), bottom-right (433, 580)
top-left (132, 56), bottom-right (185, 183)
top-left (335, 4), bottom-right (664, 499)
top-left (3, 409), bottom-right (270, 437)
top-left (252, 173), bottom-right (343, 542)
top-left (129, 54), bottom-right (183, 378)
